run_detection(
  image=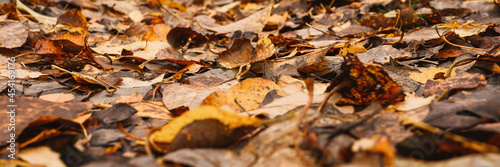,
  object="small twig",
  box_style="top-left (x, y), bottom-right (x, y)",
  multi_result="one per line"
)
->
top-left (435, 28), bottom-right (488, 53)
top-left (95, 77), bottom-right (118, 93)
top-left (401, 115), bottom-right (499, 153)
top-left (305, 23), bottom-right (331, 35)
top-left (236, 64), bottom-right (251, 80)
top-left (317, 80), bottom-right (351, 113)
top-left (435, 88), bottom-right (449, 101)
top-left (328, 0), bottom-right (336, 9)
top-left (387, 30), bottom-right (404, 44)
top-left (151, 85), bottom-right (162, 101)
top-left (443, 57), bottom-right (477, 78)
top-left (118, 122), bottom-right (145, 141)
